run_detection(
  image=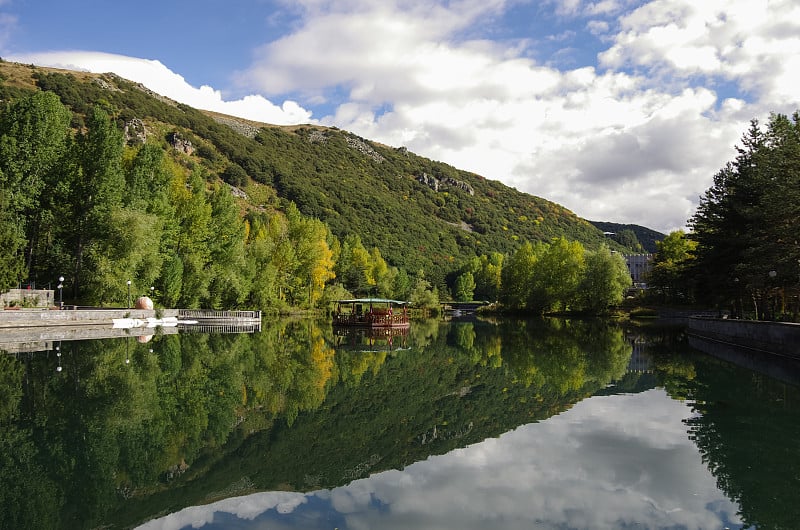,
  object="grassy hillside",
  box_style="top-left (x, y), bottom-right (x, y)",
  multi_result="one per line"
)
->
top-left (0, 60), bottom-right (631, 288)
